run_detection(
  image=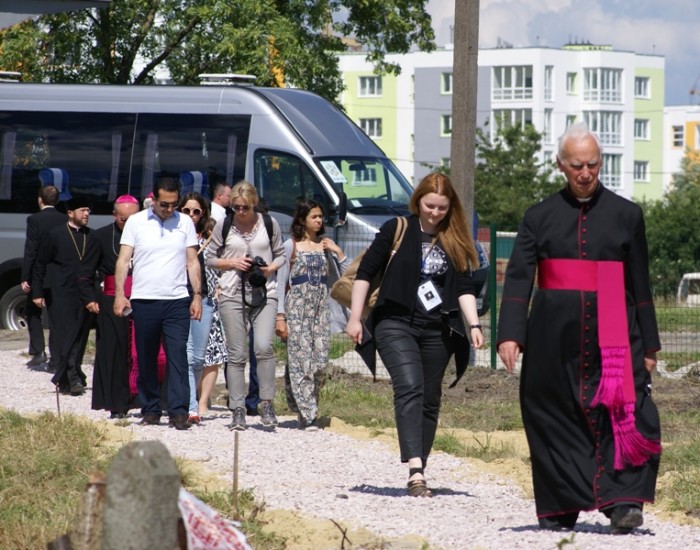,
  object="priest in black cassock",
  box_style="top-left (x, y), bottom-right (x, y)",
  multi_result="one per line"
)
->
top-left (497, 122), bottom-right (661, 535)
top-left (32, 197), bottom-right (100, 396)
top-left (85, 195), bottom-right (141, 418)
